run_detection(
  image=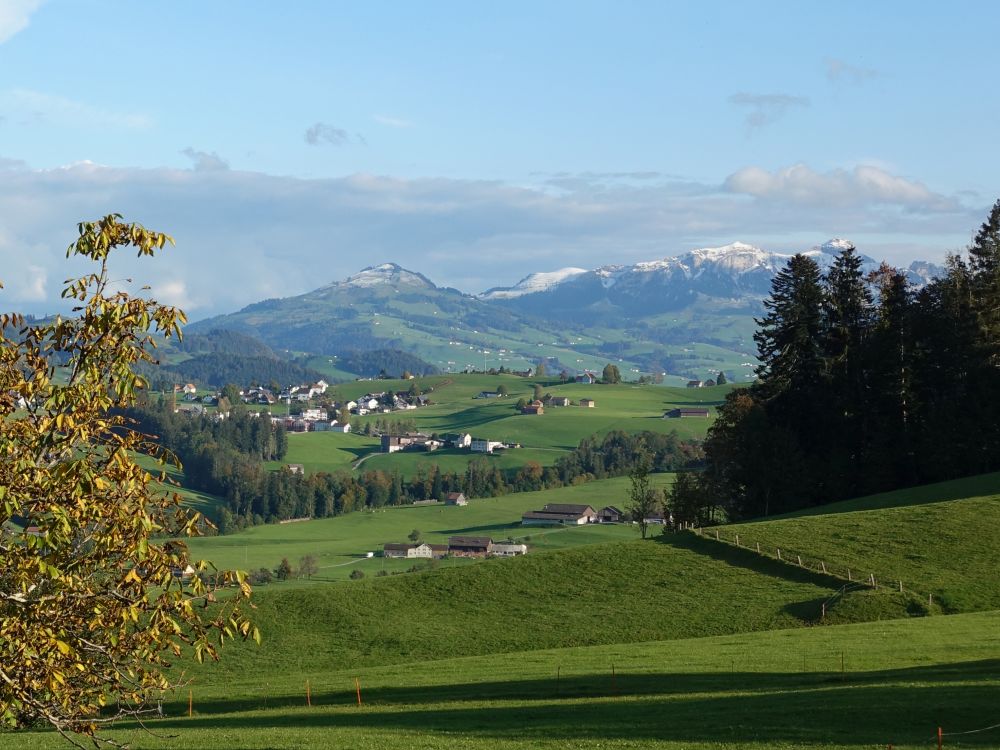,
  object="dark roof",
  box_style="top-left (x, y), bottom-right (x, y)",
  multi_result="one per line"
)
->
top-left (522, 511), bottom-right (582, 521)
top-left (445, 492), bottom-right (466, 500)
top-left (666, 407), bottom-right (710, 417)
top-left (383, 542), bottom-right (420, 551)
top-left (600, 506), bottom-right (624, 515)
top-left (428, 544), bottom-right (449, 552)
top-left (541, 503), bottom-right (595, 515)
top-left (448, 536), bottom-right (493, 547)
